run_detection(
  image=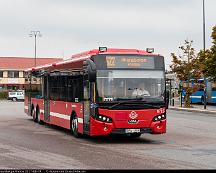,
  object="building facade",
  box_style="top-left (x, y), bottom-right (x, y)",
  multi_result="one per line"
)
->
top-left (0, 57), bottom-right (62, 91)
